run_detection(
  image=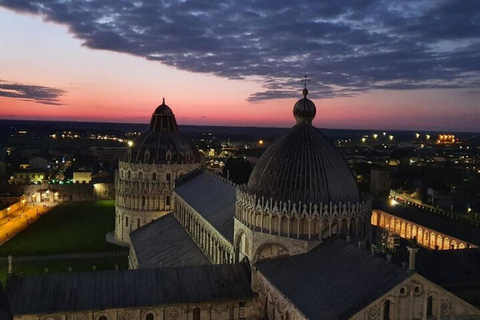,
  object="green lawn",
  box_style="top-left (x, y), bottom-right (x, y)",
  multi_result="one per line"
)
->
top-left (0, 255), bottom-right (128, 285)
top-left (0, 200), bottom-right (122, 257)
